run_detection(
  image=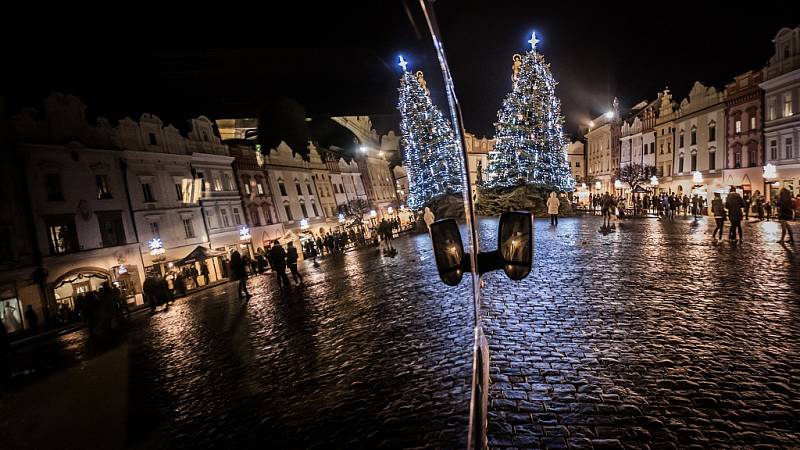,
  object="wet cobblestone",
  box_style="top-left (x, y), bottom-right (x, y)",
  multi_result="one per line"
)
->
top-left (0, 233), bottom-right (473, 449)
top-left (481, 216), bottom-right (800, 449)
